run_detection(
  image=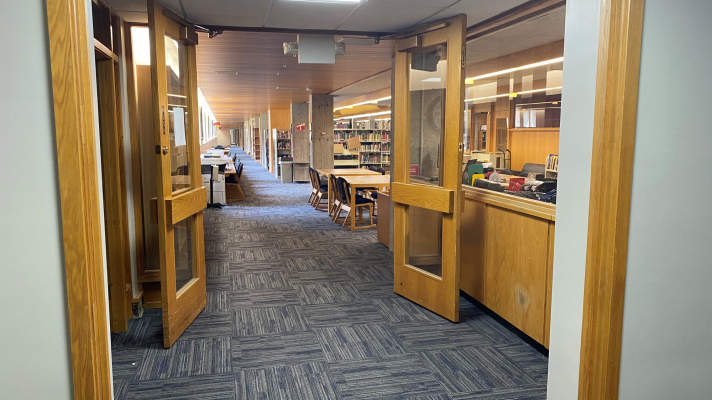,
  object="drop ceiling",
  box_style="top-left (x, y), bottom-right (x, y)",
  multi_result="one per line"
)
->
top-left (105, 0), bottom-right (567, 123)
